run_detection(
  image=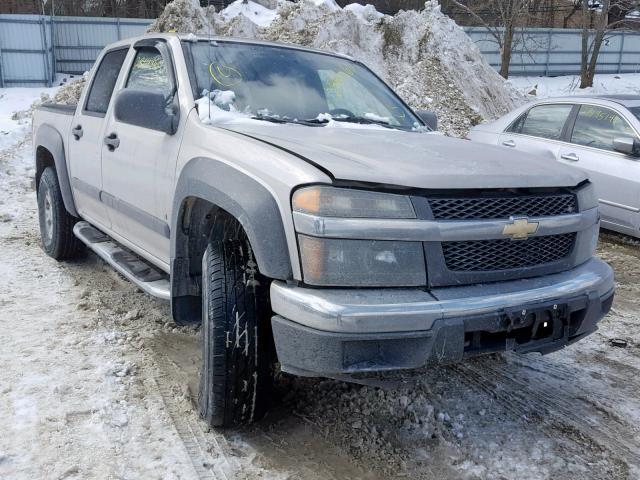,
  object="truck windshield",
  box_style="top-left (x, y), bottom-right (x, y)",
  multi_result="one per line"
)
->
top-left (185, 41), bottom-right (423, 130)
